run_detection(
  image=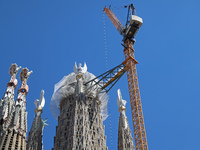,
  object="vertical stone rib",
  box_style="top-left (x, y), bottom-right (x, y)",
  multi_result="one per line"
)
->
top-left (0, 132), bottom-right (7, 149)
top-left (10, 133), bottom-right (17, 150)
top-left (4, 132), bottom-right (12, 149)
top-left (53, 93), bottom-right (107, 150)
